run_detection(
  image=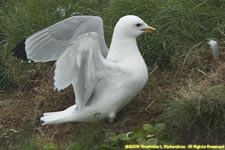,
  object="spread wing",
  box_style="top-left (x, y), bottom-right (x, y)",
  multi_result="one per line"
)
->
top-left (25, 16), bottom-right (108, 62)
top-left (54, 32), bottom-right (116, 110)
top-left (18, 16), bottom-right (119, 110)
